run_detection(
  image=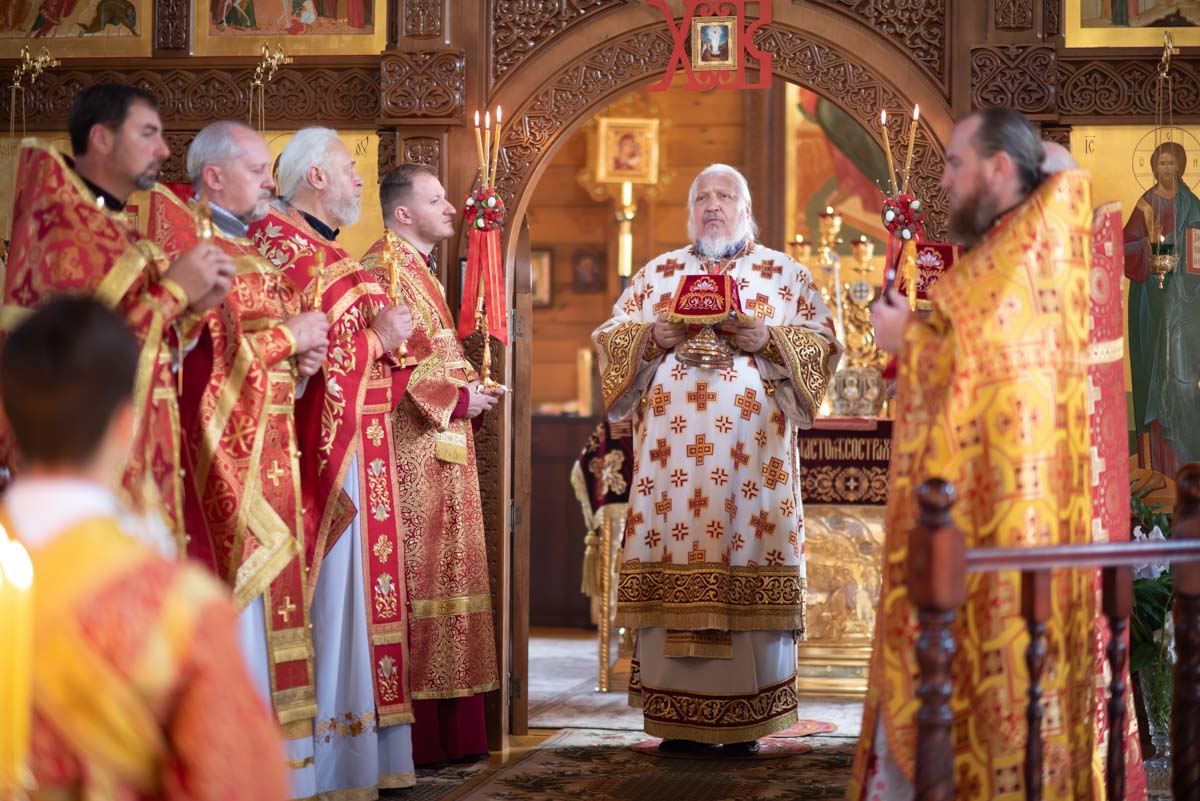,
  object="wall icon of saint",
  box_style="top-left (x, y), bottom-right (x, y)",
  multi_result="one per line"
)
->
top-left (1124, 135), bottom-right (1200, 476)
top-left (698, 24), bottom-right (729, 62)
